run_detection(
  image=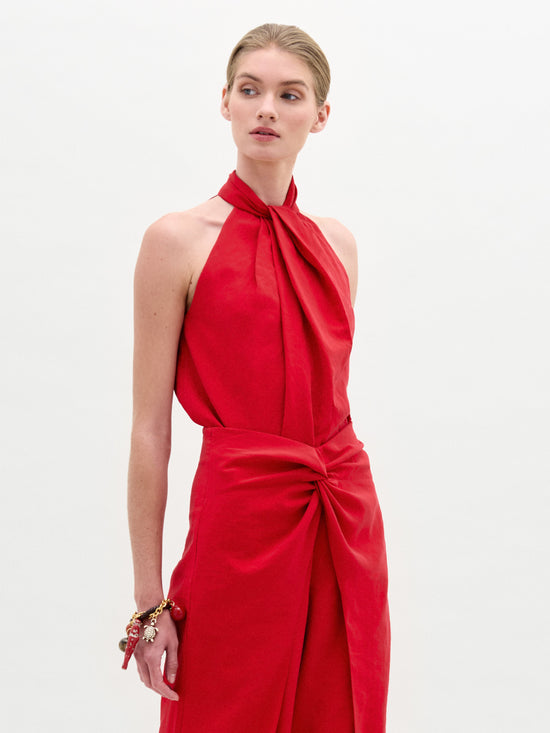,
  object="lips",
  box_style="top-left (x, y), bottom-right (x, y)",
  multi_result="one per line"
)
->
top-left (250, 127), bottom-right (280, 138)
